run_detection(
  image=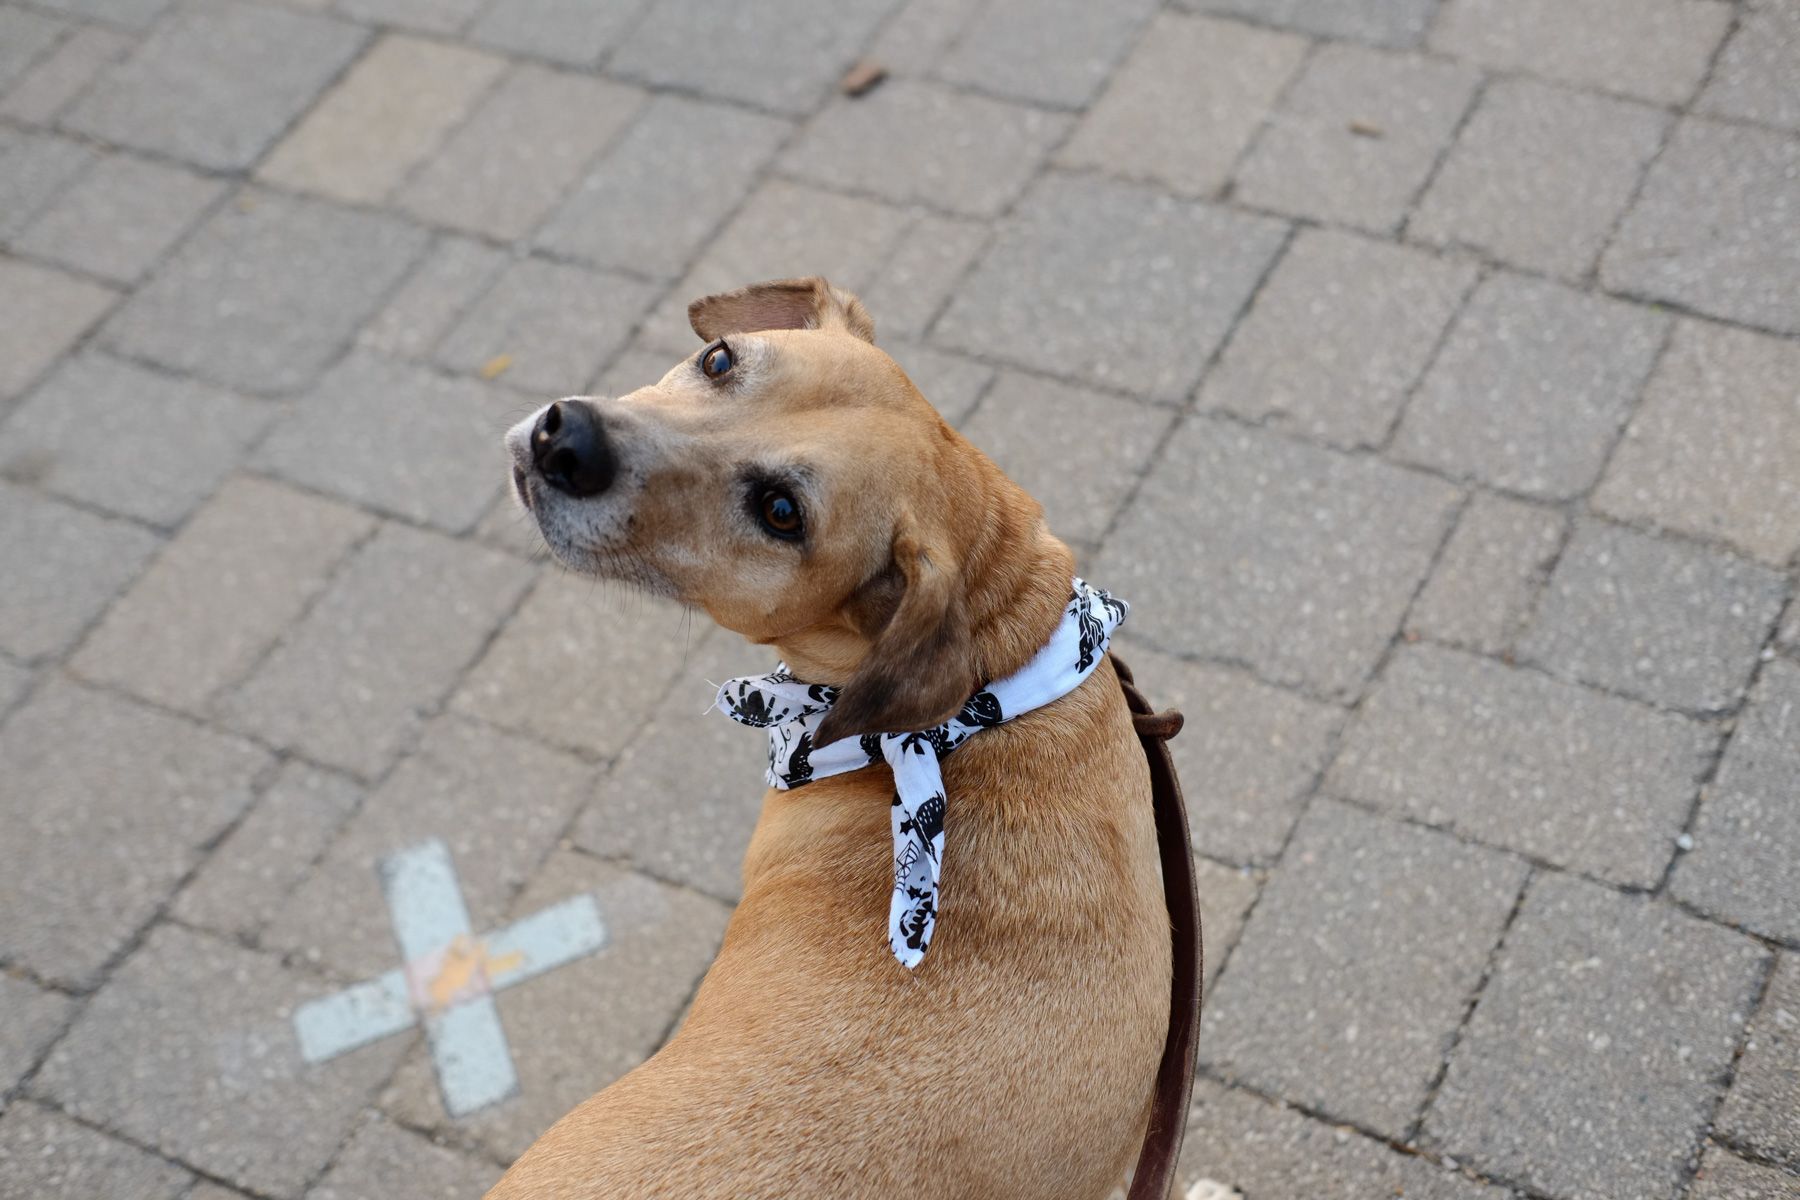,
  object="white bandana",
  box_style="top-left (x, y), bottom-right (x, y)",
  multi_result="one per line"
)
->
top-left (714, 578), bottom-right (1128, 968)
